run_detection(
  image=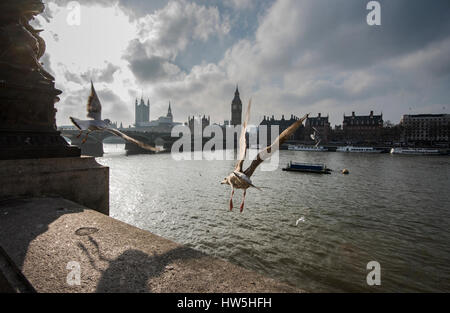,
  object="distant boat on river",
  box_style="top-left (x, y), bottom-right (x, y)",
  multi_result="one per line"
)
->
top-left (282, 161), bottom-right (331, 174)
top-left (336, 146), bottom-right (382, 153)
top-left (390, 148), bottom-right (442, 155)
top-left (288, 144), bottom-right (328, 152)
